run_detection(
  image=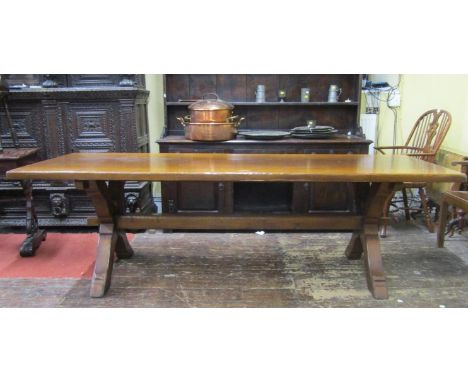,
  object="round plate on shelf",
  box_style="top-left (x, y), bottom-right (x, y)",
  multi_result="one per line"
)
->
top-left (290, 132), bottom-right (337, 139)
top-left (291, 125), bottom-right (337, 133)
top-left (237, 130), bottom-right (291, 140)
